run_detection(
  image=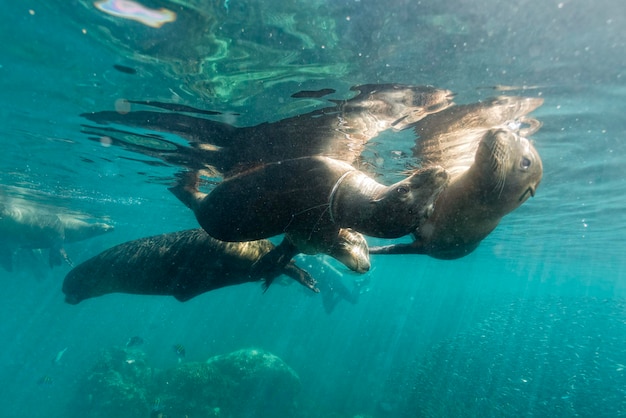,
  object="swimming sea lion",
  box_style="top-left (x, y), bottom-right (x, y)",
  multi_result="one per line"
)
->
top-left (171, 156), bottom-right (447, 242)
top-left (59, 216), bottom-right (114, 244)
top-left (0, 203), bottom-right (67, 270)
top-left (411, 96), bottom-right (544, 178)
top-left (170, 157), bottom-right (446, 285)
top-left (369, 96), bottom-right (544, 258)
top-left (370, 127), bottom-right (543, 258)
top-left (62, 229), bottom-right (325, 304)
top-left (0, 203), bottom-right (115, 271)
